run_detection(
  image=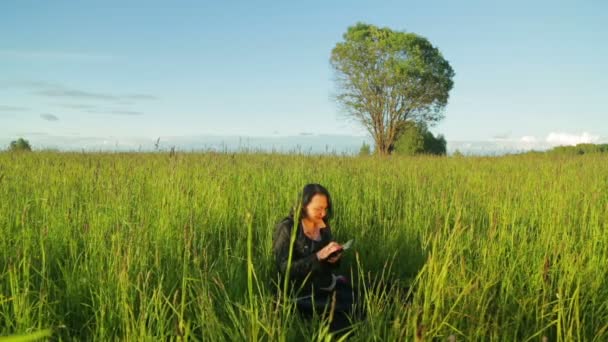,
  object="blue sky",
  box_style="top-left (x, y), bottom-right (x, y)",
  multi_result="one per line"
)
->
top-left (1, 0), bottom-right (607, 153)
